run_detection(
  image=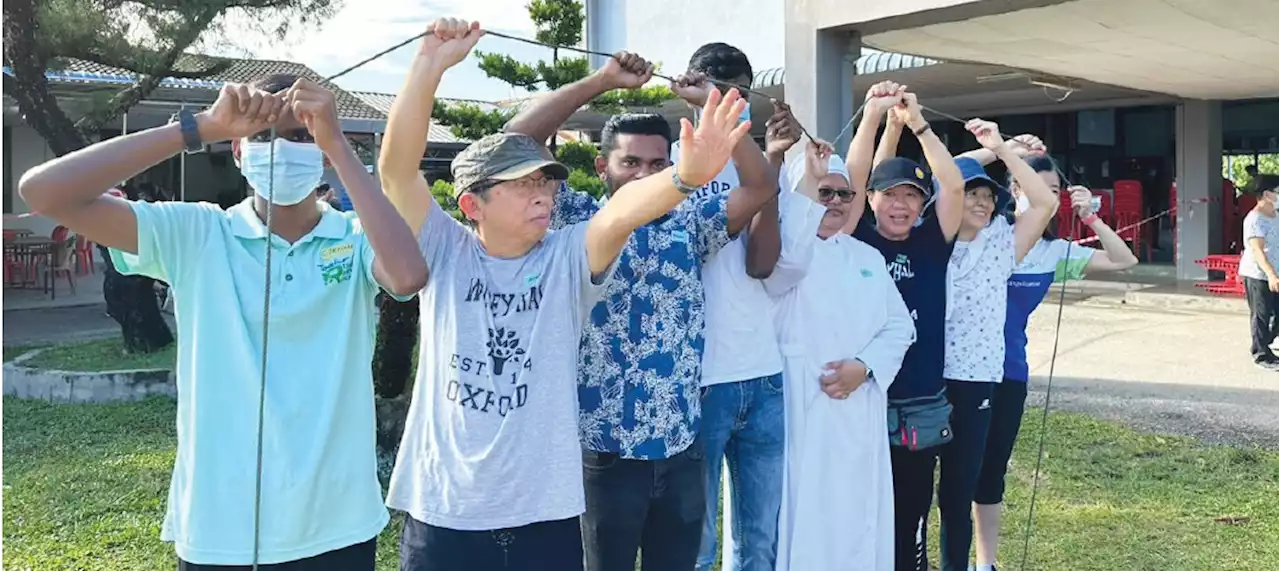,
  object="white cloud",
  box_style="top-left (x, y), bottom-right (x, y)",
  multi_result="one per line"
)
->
top-left (210, 0), bottom-right (552, 100)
